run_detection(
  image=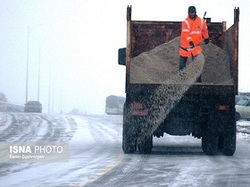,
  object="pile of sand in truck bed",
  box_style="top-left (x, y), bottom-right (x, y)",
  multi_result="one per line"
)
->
top-left (128, 37), bottom-right (233, 137)
top-left (130, 37), bottom-right (232, 85)
top-left (129, 52), bottom-right (205, 137)
top-left (145, 53), bottom-right (205, 136)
